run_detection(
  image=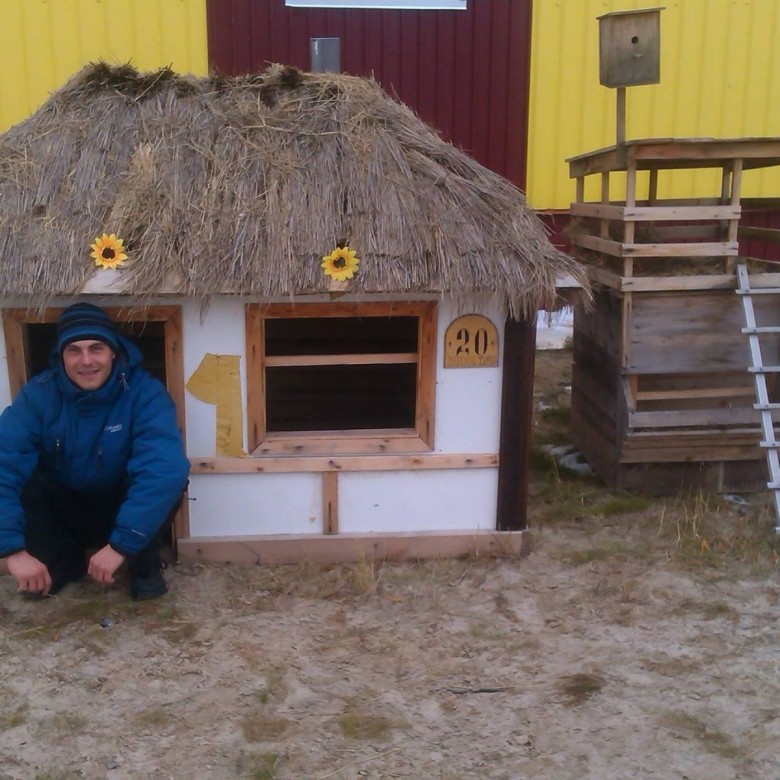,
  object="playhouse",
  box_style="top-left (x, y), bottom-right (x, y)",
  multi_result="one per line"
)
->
top-left (0, 63), bottom-right (586, 563)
